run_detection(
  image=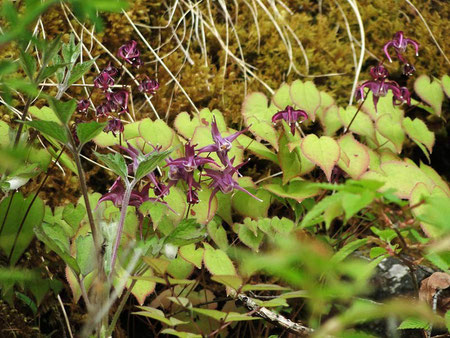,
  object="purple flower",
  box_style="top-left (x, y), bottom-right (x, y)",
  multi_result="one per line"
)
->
top-left (94, 70), bottom-right (115, 91)
top-left (168, 142), bottom-right (217, 172)
top-left (104, 62), bottom-right (119, 77)
top-left (197, 117), bottom-right (248, 167)
top-left (76, 99), bottom-right (90, 114)
top-left (383, 31), bottom-right (419, 64)
top-left (204, 163), bottom-right (262, 217)
top-left (98, 177), bottom-right (150, 208)
top-left (147, 172), bottom-right (169, 198)
top-left (118, 40), bottom-right (142, 68)
top-left (355, 65), bottom-right (410, 111)
top-left (106, 89), bottom-right (129, 114)
top-left (104, 118), bottom-right (124, 136)
top-left (402, 63), bottom-right (416, 76)
top-left (138, 77), bottom-right (159, 95)
top-left (96, 102), bottom-right (113, 117)
top-left (272, 105), bottom-right (308, 135)
top-left (186, 188), bottom-right (199, 205)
